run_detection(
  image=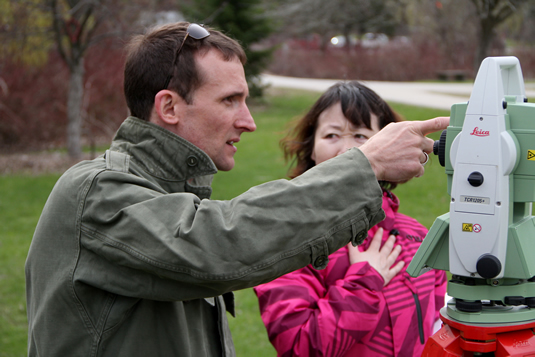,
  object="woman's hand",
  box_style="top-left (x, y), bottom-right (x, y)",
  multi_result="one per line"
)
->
top-left (348, 227), bottom-right (405, 286)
